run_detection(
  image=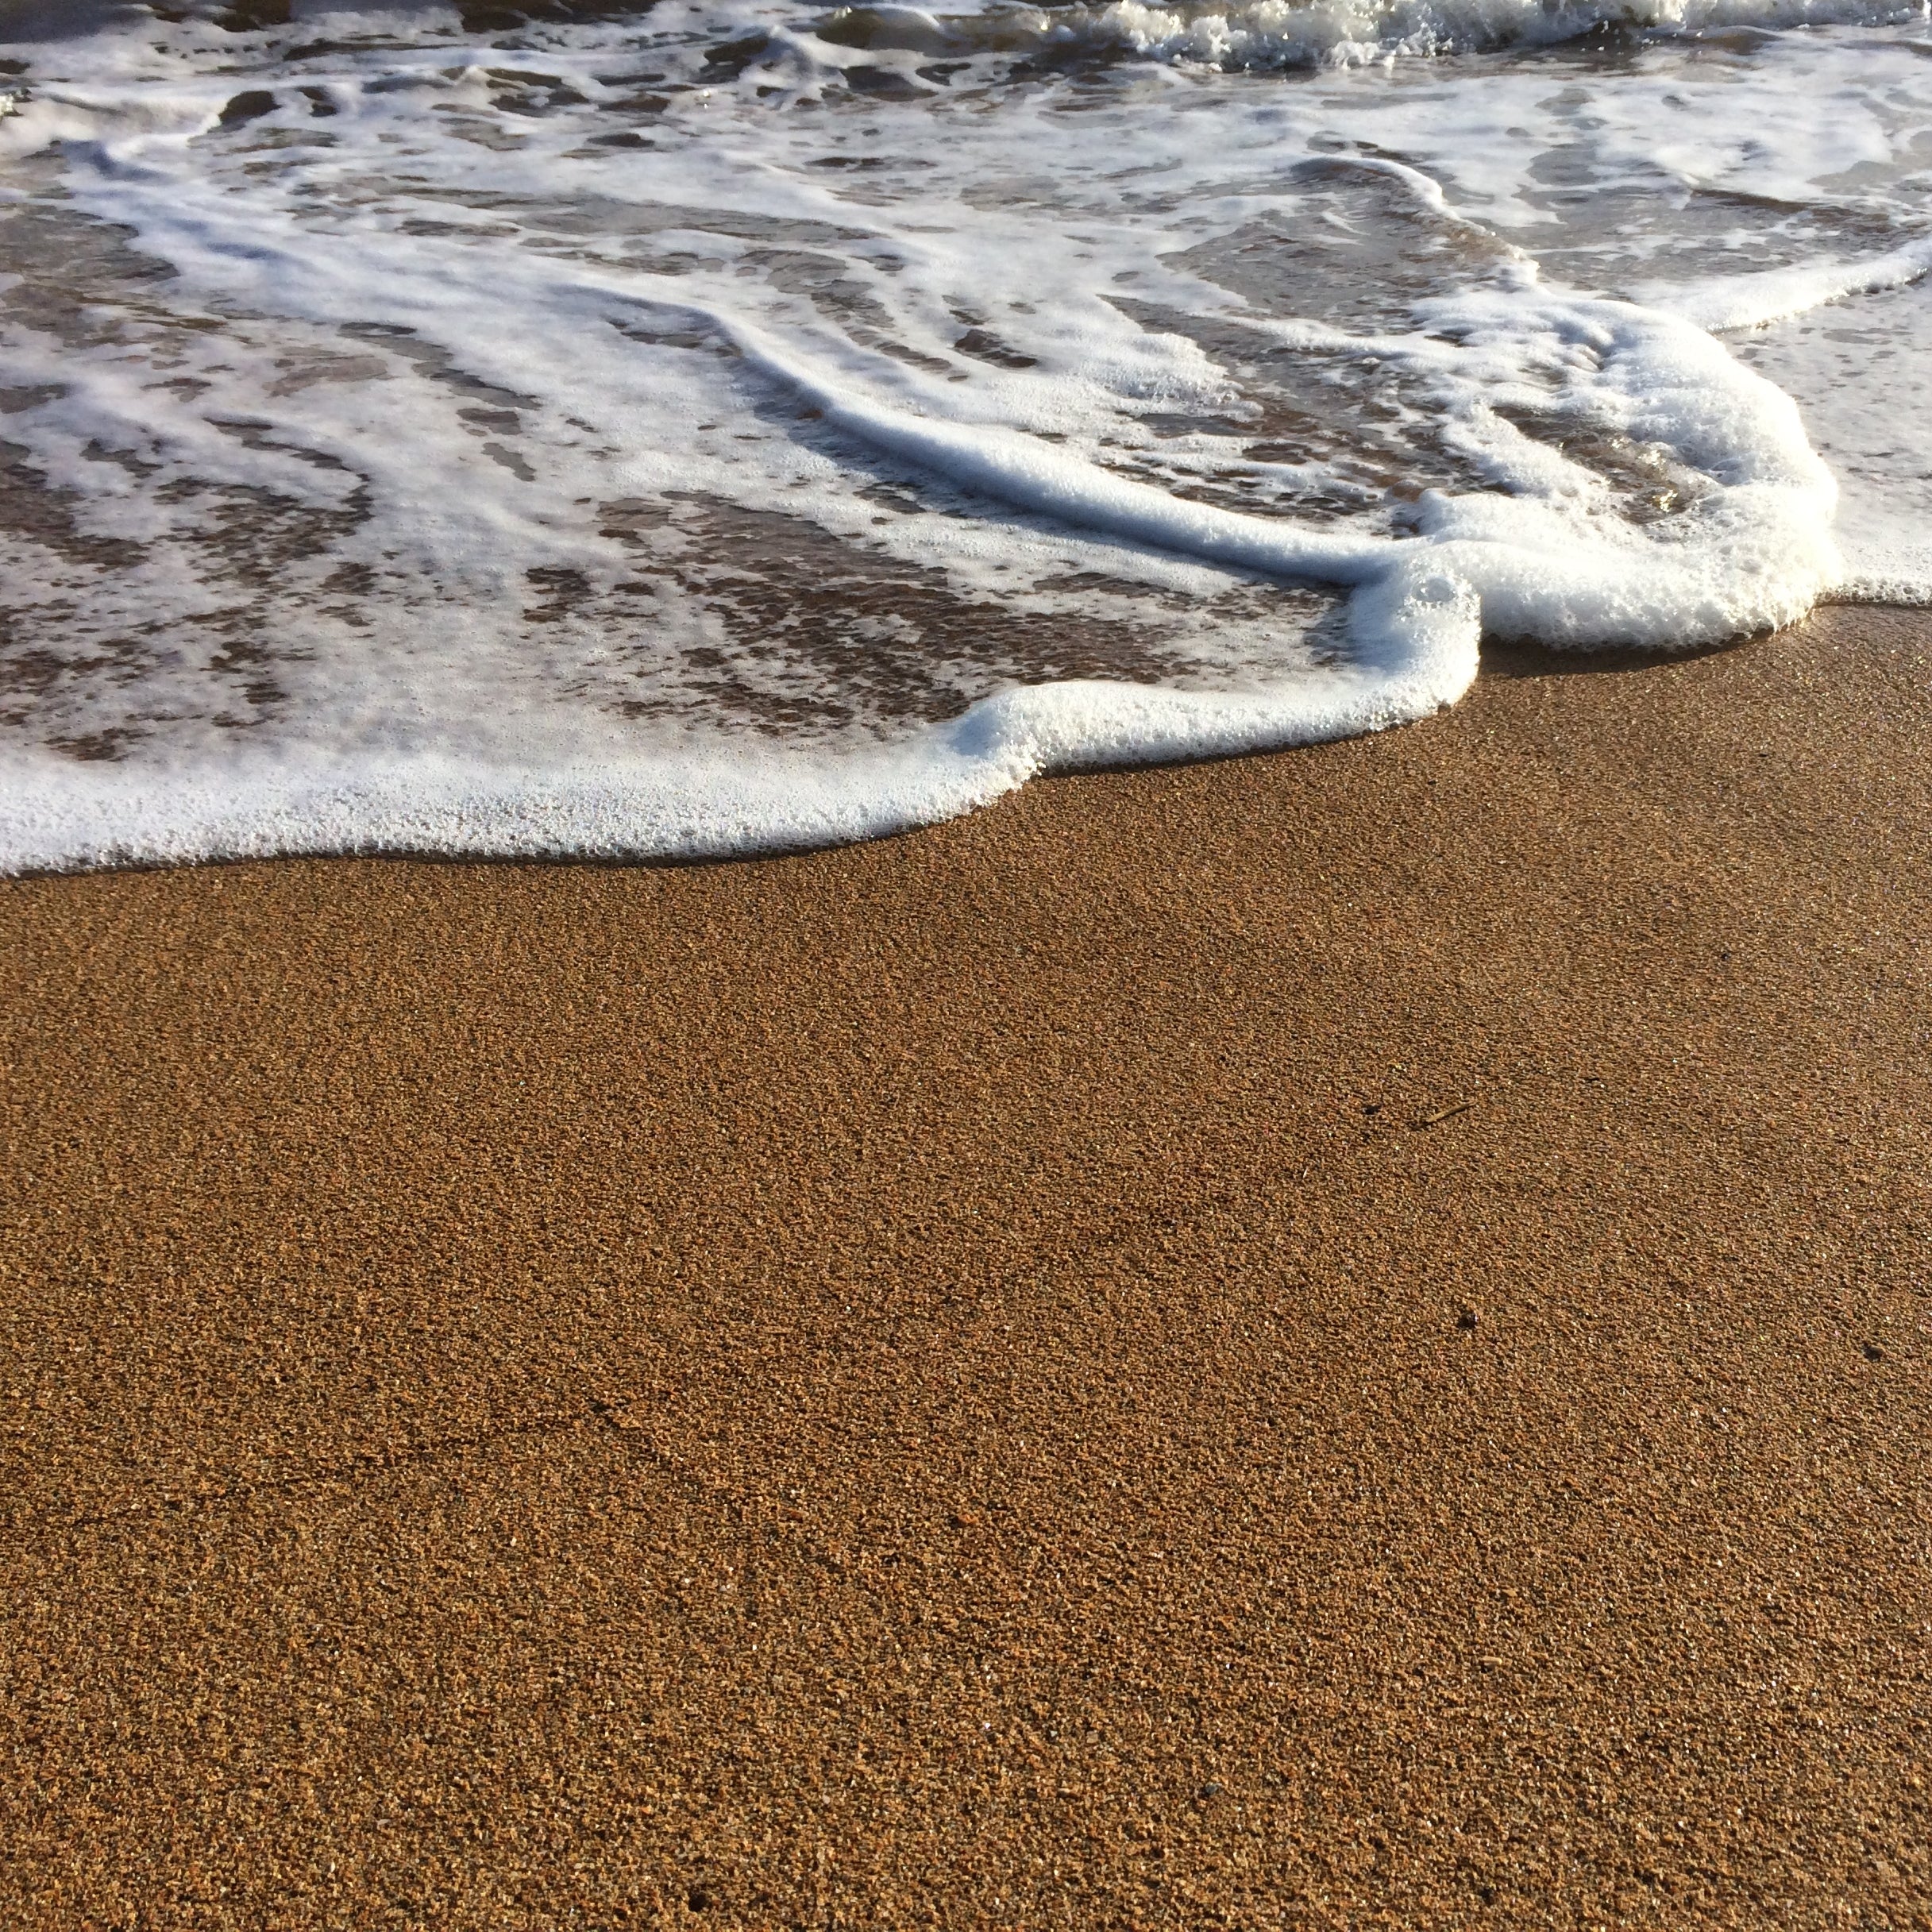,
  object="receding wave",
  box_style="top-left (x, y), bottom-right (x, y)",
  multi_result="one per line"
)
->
top-left (0, 0), bottom-right (1926, 869)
